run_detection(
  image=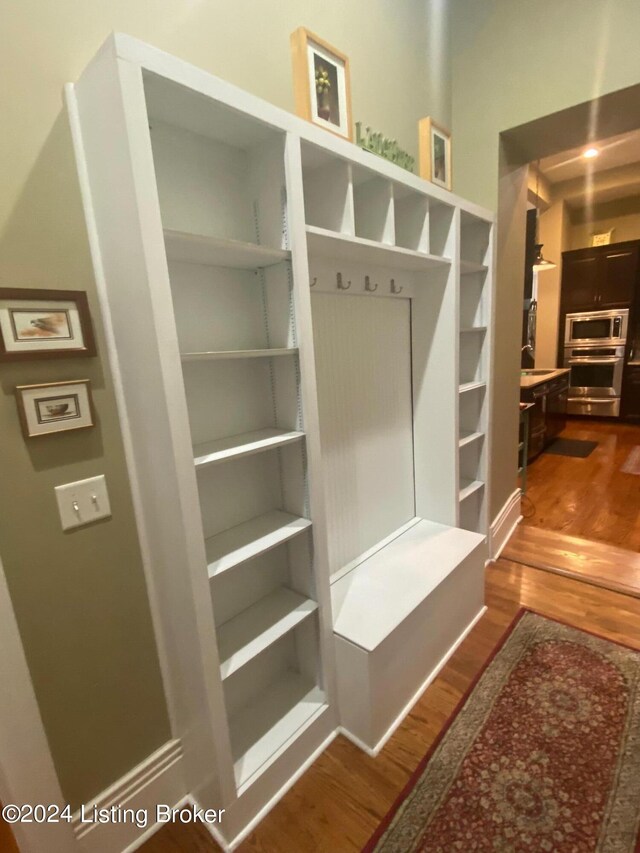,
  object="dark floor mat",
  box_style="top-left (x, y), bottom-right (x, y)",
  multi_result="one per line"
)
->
top-left (544, 438), bottom-right (598, 458)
